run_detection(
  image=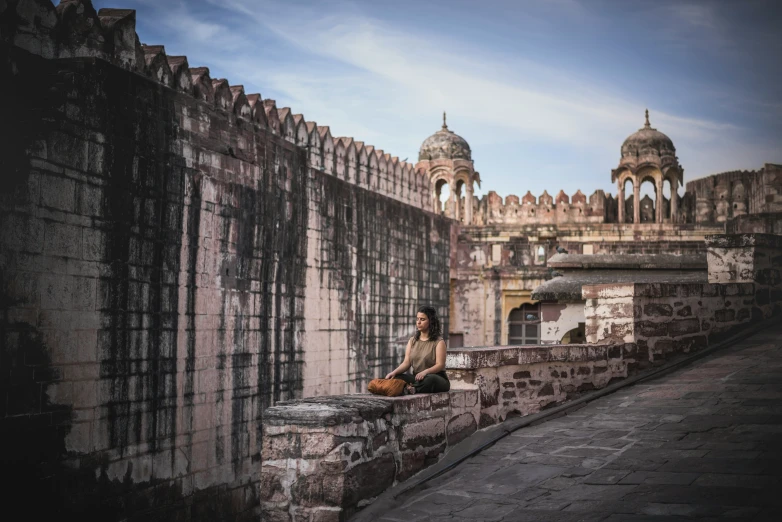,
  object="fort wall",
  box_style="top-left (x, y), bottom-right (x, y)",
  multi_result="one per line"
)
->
top-left (685, 164), bottom-right (782, 224)
top-left (0, 2), bottom-right (449, 519)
